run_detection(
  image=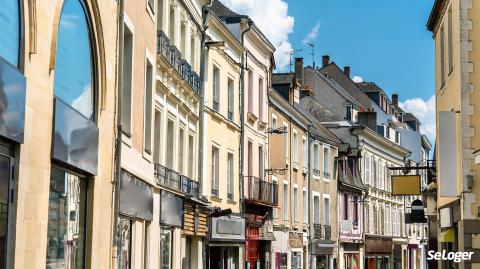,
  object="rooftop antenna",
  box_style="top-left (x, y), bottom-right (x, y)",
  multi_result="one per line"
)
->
top-left (285, 49), bottom-right (303, 72)
top-left (306, 43), bottom-right (315, 69)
